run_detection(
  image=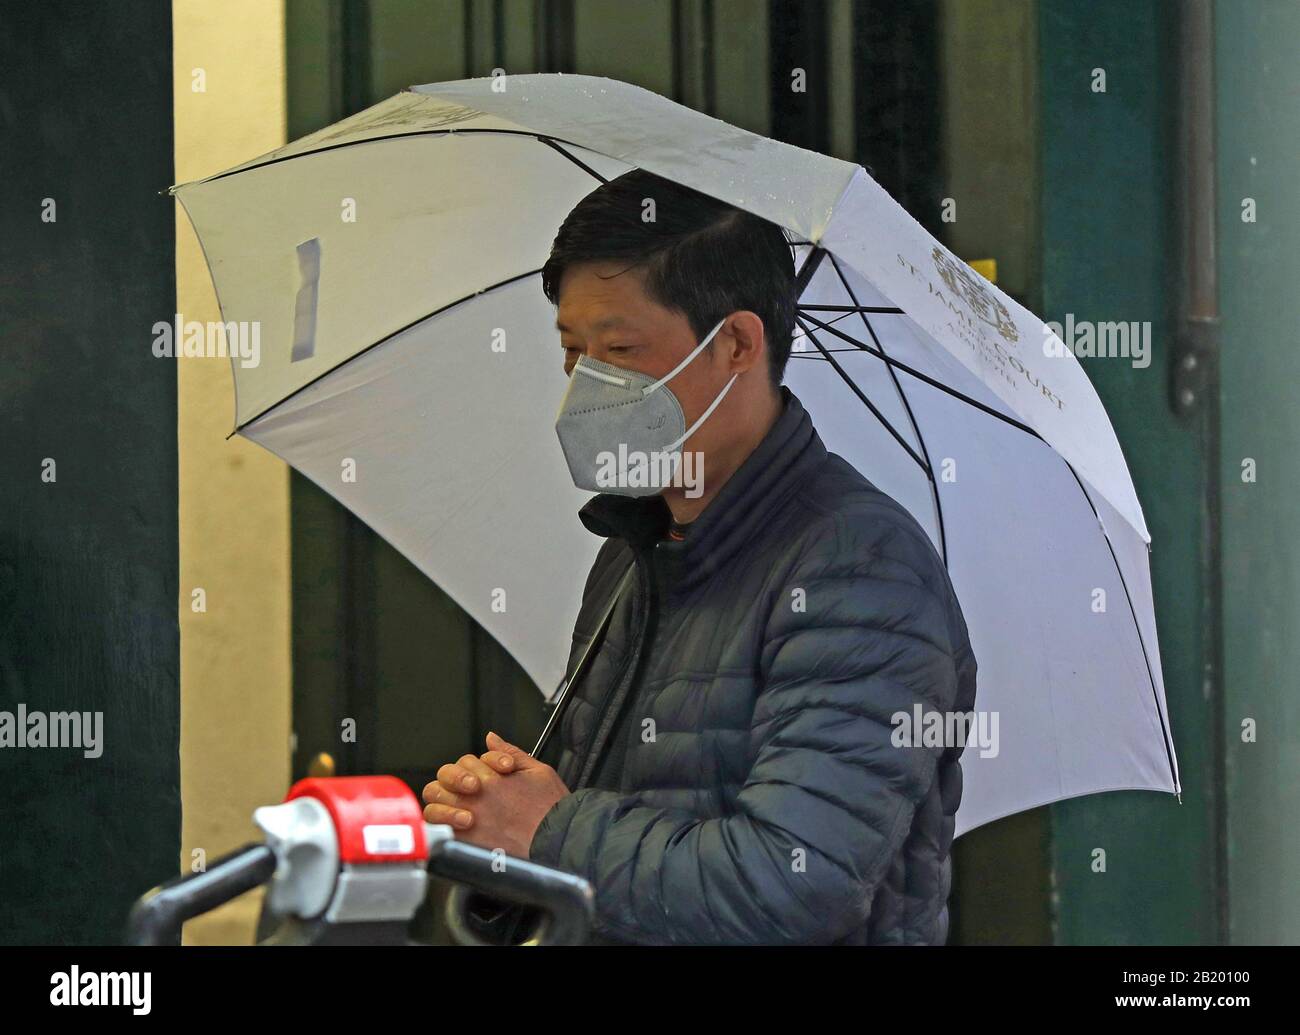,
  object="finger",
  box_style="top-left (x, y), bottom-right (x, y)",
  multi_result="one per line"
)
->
top-left (486, 730), bottom-right (536, 769)
top-left (423, 802), bottom-right (474, 830)
top-left (437, 762), bottom-right (482, 795)
top-left (423, 780), bottom-right (454, 806)
top-left (423, 782), bottom-right (461, 809)
top-left (478, 749), bottom-right (516, 773)
top-left (457, 753), bottom-right (498, 783)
